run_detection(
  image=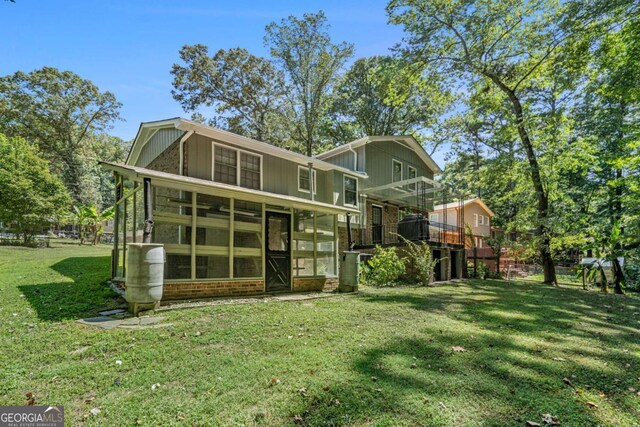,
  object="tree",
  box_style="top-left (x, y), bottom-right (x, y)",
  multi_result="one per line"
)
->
top-left (0, 67), bottom-right (121, 204)
top-left (0, 133), bottom-right (70, 244)
top-left (171, 46), bottom-right (289, 145)
top-left (265, 11), bottom-right (354, 155)
top-left (67, 204), bottom-right (114, 246)
top-left (329, 56), bottom-right (450, 146)
top-left (387, 0), bottom-right (624, 285)
top-left (69, 205), bottom-right (92, 245)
